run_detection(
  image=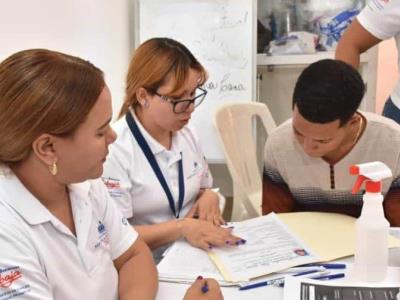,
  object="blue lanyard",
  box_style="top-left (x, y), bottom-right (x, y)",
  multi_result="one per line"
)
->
top-left (126, 112), bottom-right (185, 218)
